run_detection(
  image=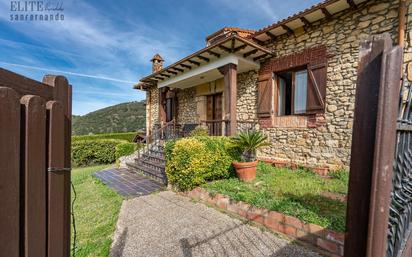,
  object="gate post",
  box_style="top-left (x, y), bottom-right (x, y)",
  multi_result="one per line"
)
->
top-left (344, 34), bottom-right (403, 257)
top-left (43, 75), bottom-right (72, 257)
